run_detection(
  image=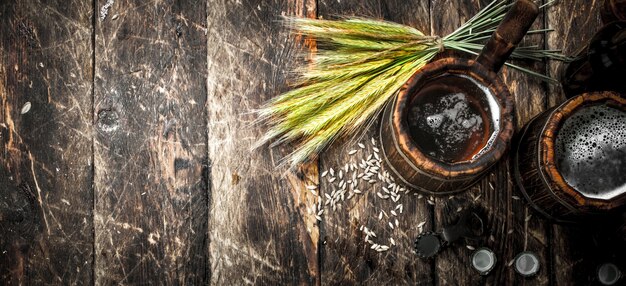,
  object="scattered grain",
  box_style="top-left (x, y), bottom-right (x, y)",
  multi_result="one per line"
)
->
top-left (20, 102), bottom-right (31, 114)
